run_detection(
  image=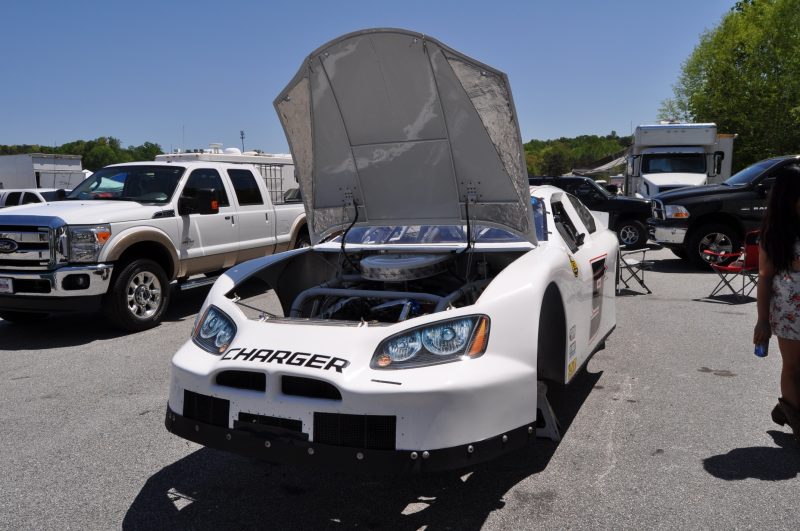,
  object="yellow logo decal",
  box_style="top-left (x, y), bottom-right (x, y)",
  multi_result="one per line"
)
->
top-left (568, 359), bottom-right (577, 379)
top-left (569, 256), bottom-right (579, 278)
